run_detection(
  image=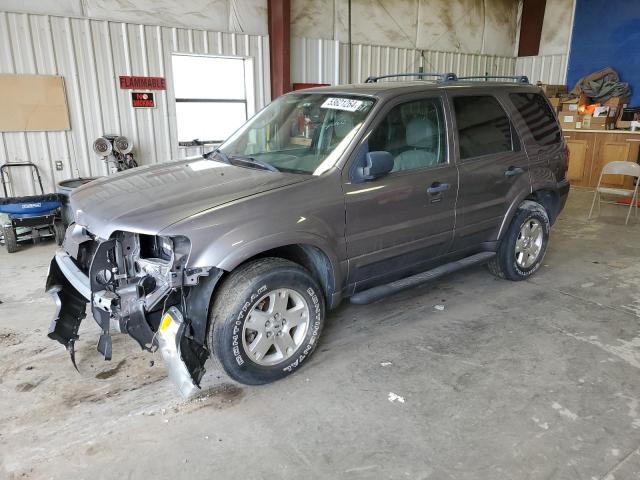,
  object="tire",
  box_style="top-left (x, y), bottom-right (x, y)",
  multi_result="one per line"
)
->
top-left (208, 257), bottom-right (325, 385)
top-left (488, 200), bottom-right (550, 281)
top-left (2, 225), bottom-right (18, 253)
top-left (53, 221), bottom-right (65, 246)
